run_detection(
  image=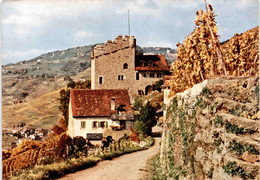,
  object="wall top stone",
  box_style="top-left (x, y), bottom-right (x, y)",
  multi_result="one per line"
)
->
top-left (91, 35), bottom-right (136, 58)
